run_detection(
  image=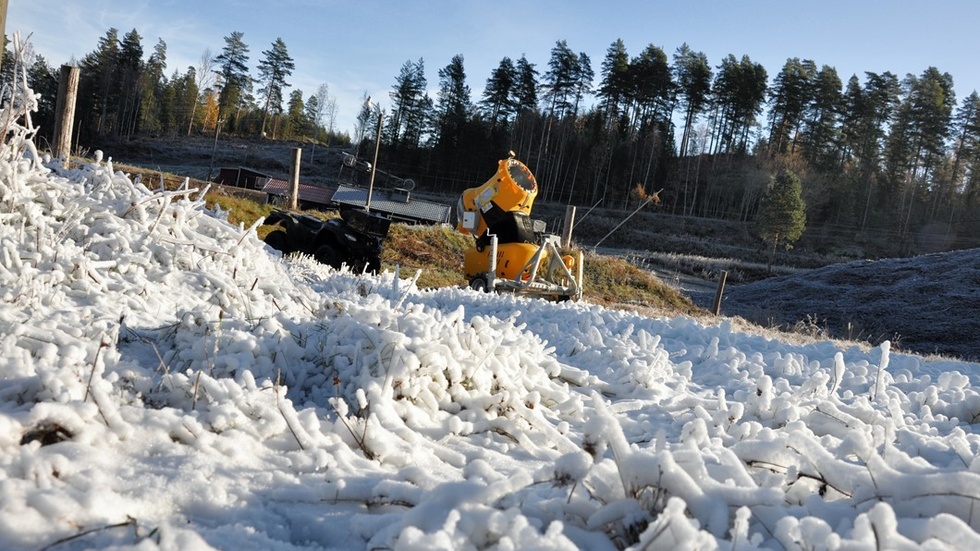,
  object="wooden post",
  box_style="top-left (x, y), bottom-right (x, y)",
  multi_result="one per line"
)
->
top-left (561, 205), bottom-right (576, 248)
top-left (52, 65), bottom-right (80, 162)
top-left (712, 270), bottom-right (728, 316)
top-left (289, 148), bottom-right (302, 210)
